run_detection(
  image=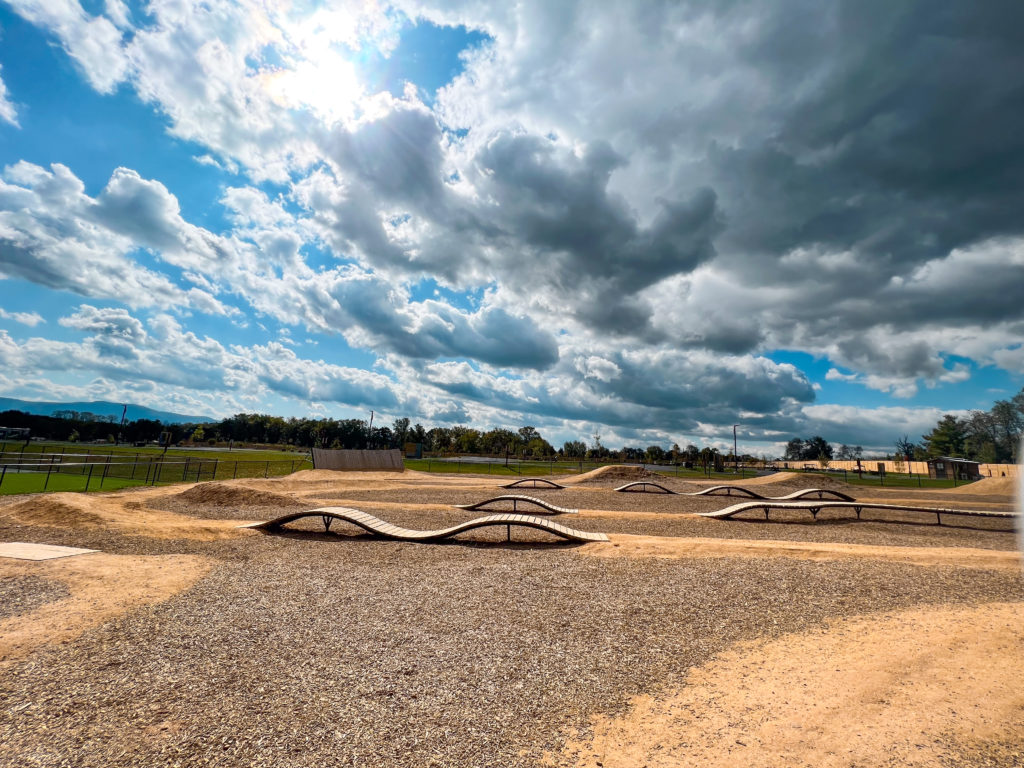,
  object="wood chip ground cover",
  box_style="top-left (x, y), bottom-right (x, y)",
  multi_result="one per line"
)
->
top-left (0, 469), bottom-right (1019, 767)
